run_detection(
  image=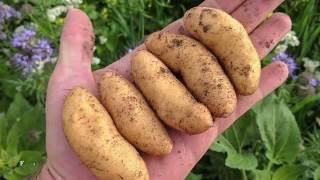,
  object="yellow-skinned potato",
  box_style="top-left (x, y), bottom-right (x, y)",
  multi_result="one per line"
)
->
top-left (99, 70), bottom-right (173, 155)
top-left (145, 32), bottom-right (237, 117)
top-left (183, 7), bottom-right (261, 95)
top-left (132, 50), bottom-right (213, 134)
top-left (63, 87), bottom-right (149, 180)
